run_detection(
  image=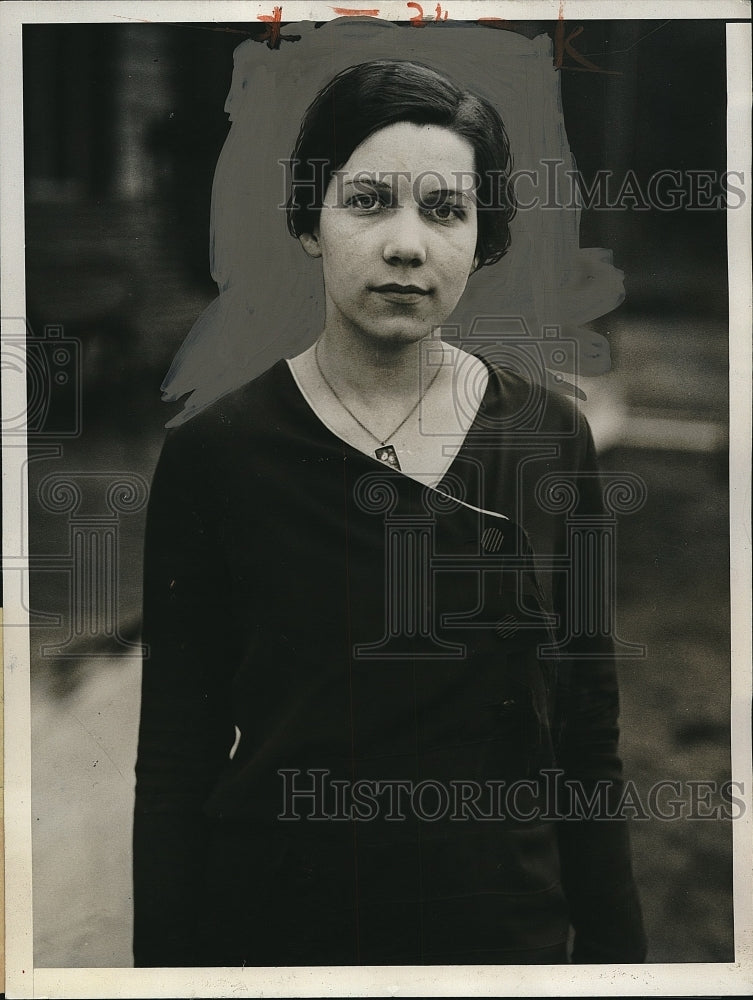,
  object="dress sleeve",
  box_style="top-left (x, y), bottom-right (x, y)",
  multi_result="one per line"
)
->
top-left (554, 414), bottom-right (648, 963)
top-left (132, 423), bottom-right (238, 967)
